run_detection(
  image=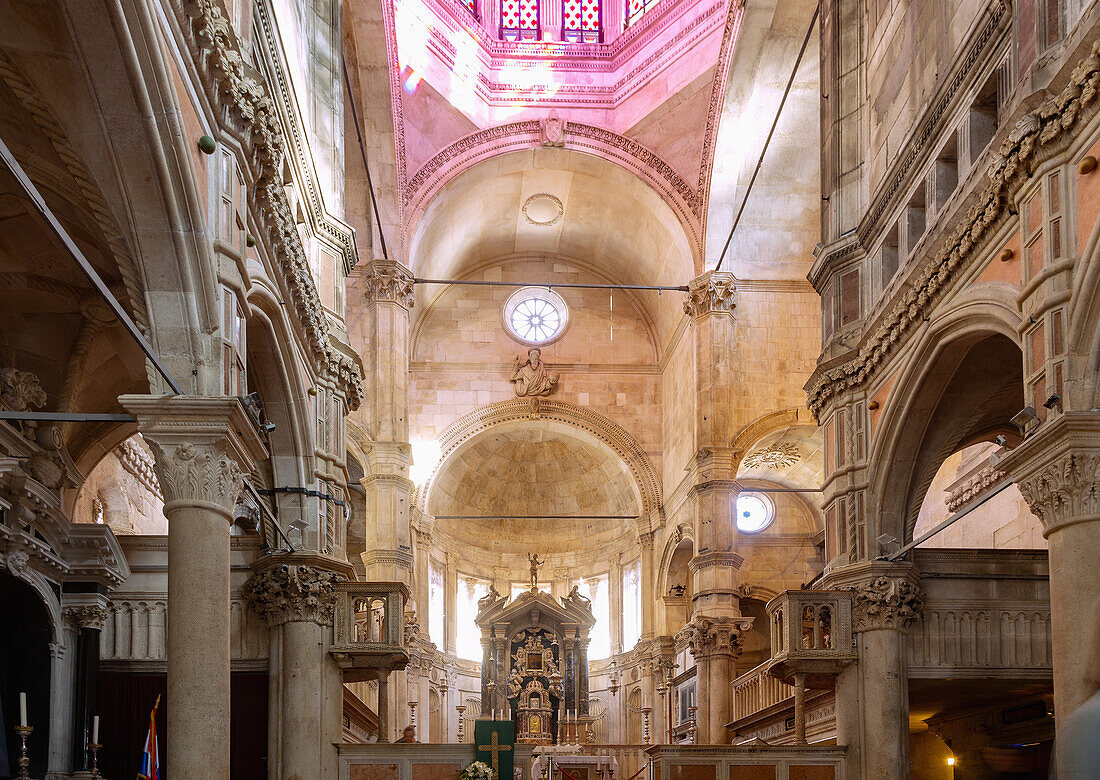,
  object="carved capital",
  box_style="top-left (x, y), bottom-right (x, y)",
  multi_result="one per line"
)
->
top-left (684, 272), bottom-right (736, 317)
top-left (242, 563), bottom-right (345, 627)
top-left (363, 260), bottom-right (415, 308)
top-left (674, 614), bottom-right (753, 659)
top-left (147, 440), bottom-right (244, 512)
top-left (849, 577), bottom-right (923, 633)
top-left (64, 605), bottom-right (111, 631)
